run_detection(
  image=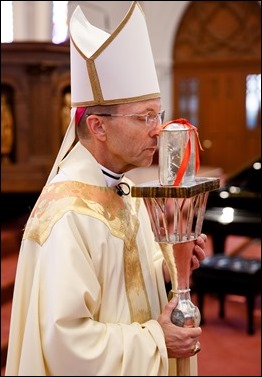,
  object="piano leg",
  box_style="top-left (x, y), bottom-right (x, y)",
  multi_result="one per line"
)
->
top-left (210, 232), bottom-right (227, 255)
